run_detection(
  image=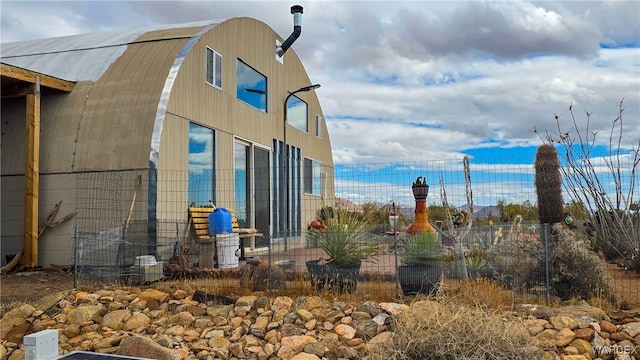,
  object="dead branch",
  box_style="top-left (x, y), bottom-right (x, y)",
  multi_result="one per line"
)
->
top-left (1, 201), bottom-right (76, 274)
